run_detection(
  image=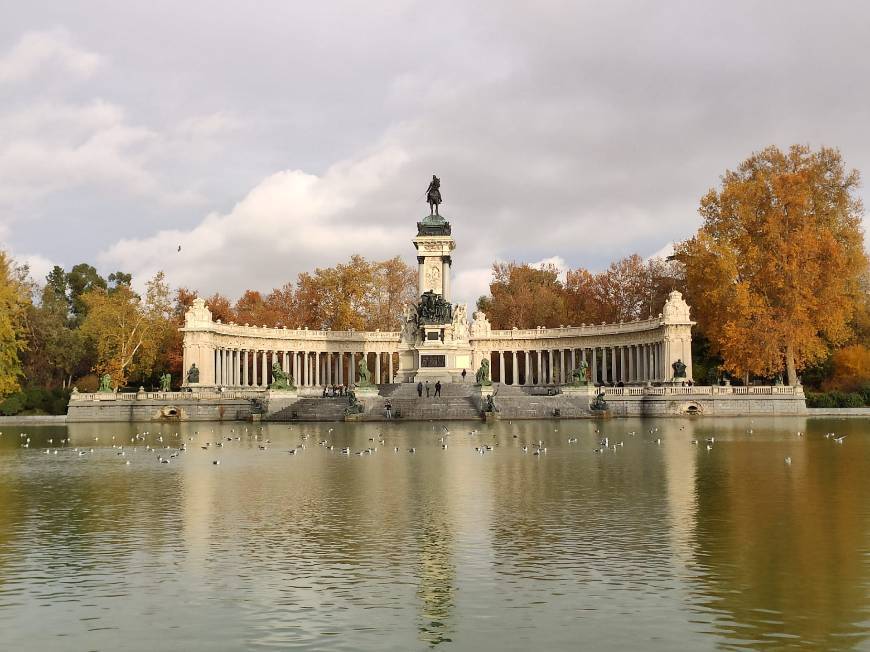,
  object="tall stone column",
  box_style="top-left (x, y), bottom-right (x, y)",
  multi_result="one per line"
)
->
top-left (375, 352), bottom-right (381, 385)
top-left (338, 353), bottom-right (344, 384)
top-left (559, 349), bottom-right (566, 385)
top-left (536, 350), bottom-right (542, 384)
top-left (442, 256), bottom-right (451, 302)
top-left (497, 351), bottom-right (504, 383)
top-left (591, 348), bottom-right (598, 384)
top-left (388, 353), bottom-right (394, 383)
top-left (512, 351), bottom-right (519, 385)
top-left (611, 348), bottom-right (617, 384)
top-left (259, 350), bottom-right (265, 386)
top-left (619, 347), bottom-right (625, 383)
top-left (417, 257), bottom-right (425, 295)
top-left (644, 344), bottom-right (650, 381)
top-left (628, 346), bottom-right (634, 383)
top-left (570, 349), bottom-right (575, 374)
top-left (601, 348), bottom-right (608, 384)
top-left (523, 351), bottom-right (530, 385)
top-left (350, 352), bottom-right (357, 384)
top-left (313, 352), bottom-right (319, 386)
